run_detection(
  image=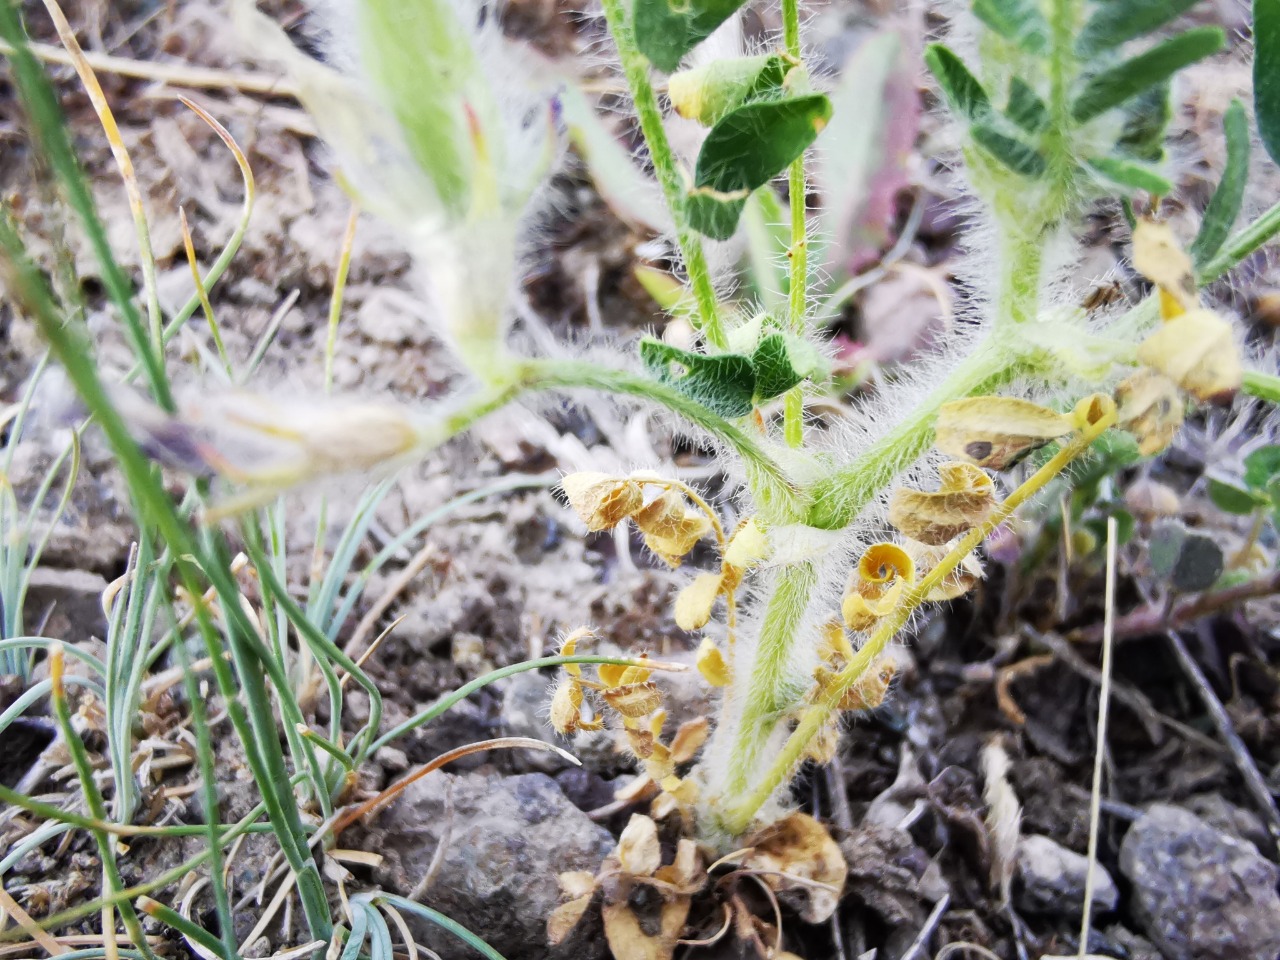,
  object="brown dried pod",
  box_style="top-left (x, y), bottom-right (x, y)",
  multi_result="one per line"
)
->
top-left (562, 472), bottom-right (644, 531)
top-left (602, 681), bottom-right (663, 718)
top-left (935, 397), bottom-right (1074, 469)
top-left (889, 462), bottom-right (998, 545)
top-left (1115, 369), bottom-right (1184, 455)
